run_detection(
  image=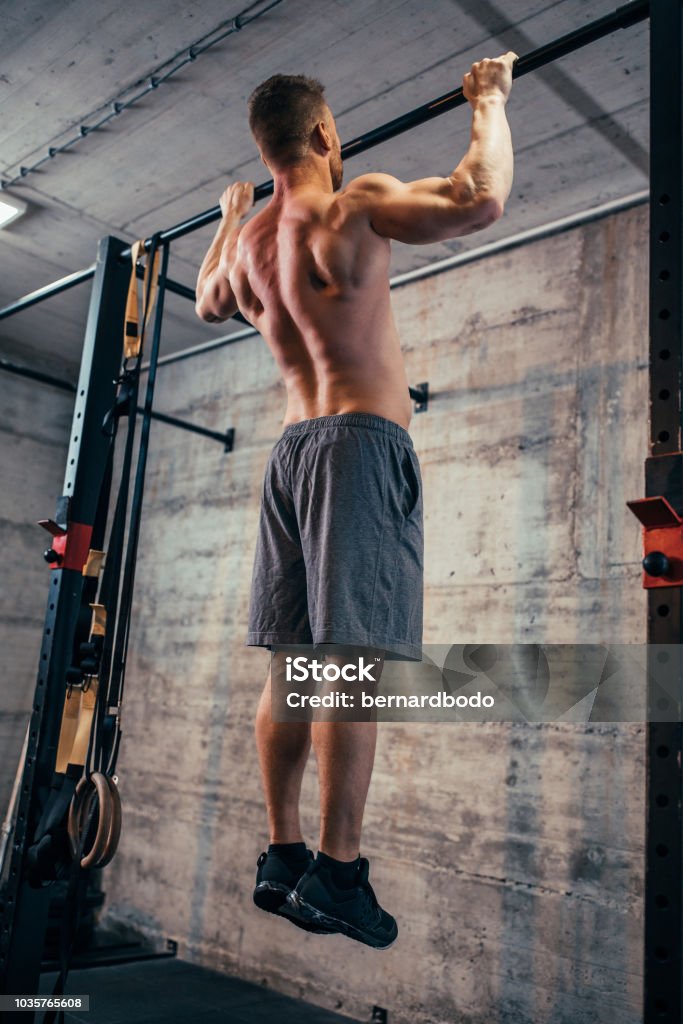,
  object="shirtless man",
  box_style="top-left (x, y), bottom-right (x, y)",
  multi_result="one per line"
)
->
top-left (195, 54), bottom-right (516, 948)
